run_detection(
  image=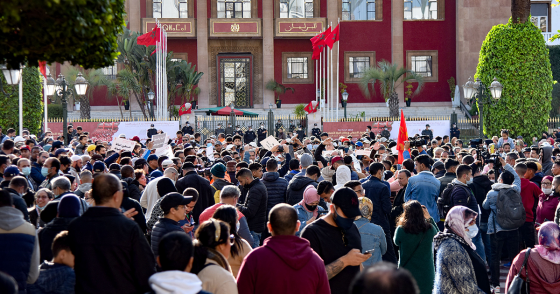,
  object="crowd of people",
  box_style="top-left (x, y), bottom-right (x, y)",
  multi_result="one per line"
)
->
top-left (1, 122), bottom-right (560, 294)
